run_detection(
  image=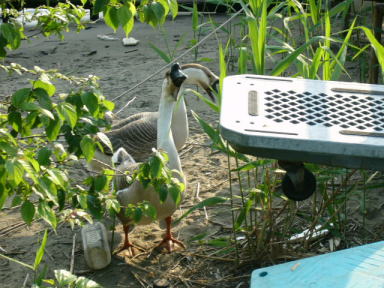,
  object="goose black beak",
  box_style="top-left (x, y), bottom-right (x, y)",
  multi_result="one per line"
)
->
top-left (170, 63), bottom-right (188, 88)
top-left (205, 79), bottom-right (219, 102)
